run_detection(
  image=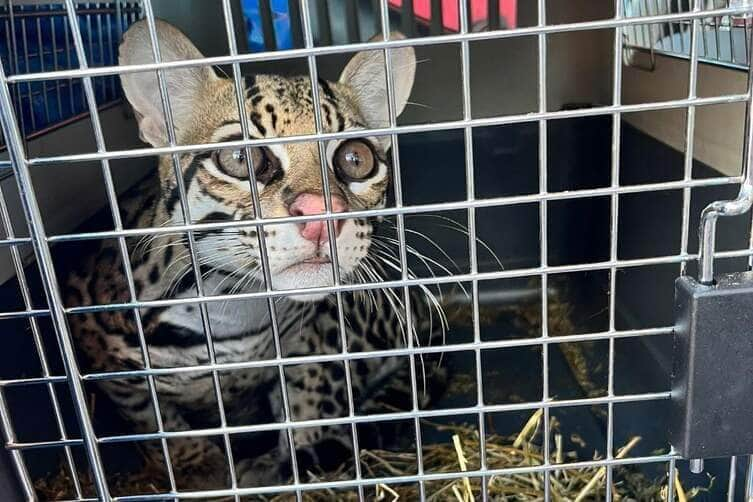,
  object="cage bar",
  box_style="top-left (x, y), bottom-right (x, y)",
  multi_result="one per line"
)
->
top-left (455, 0), bottom-right (488, 498)
top-left (63, 453), bottom-right (678, 500)
top-left (728, 456), bottom-right (738, 501)
top-left (49, 11), bottom-right (64, 116)
top-left (679, 0), bottom-right (702, 279)
top-left (222, 0), bottom-right (305, 498)
top-left (746, 456), bottom-right (753, 499)
top-left (13, 92), bottom-right (747, 169)
top-left (0, 183), bottom-right (83, 499)
top-left (1, 327), bottom-right (680, 392)
top-left (138, 0), bottom-right (243, 494)
top-left (0, 45), bottom-right (110, 500)
top-left (537, 0), bottom-right (550, 497)
top-left (8, 7), bottom-right (750, 84)
top-left (606, 0), bottom-right (625, 499)
top-left (27, 247), bottom-right (747, 319)
top-left (0, 389), bottom-right (33, 499)
top-left (6, 0), bottom-right (29, 143)
top-left (0, 390), bottom-right (671, 448)
top-left (0, 327), bottom-right (674, 384)
top-left (59, 0), bottom-right (179, 496)
top-left (377, 0), bottom-right (426, 497)
top-left (297, 1), bottom-right (366, 498)
top-left (34, 9), bottom-right (51, 125)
